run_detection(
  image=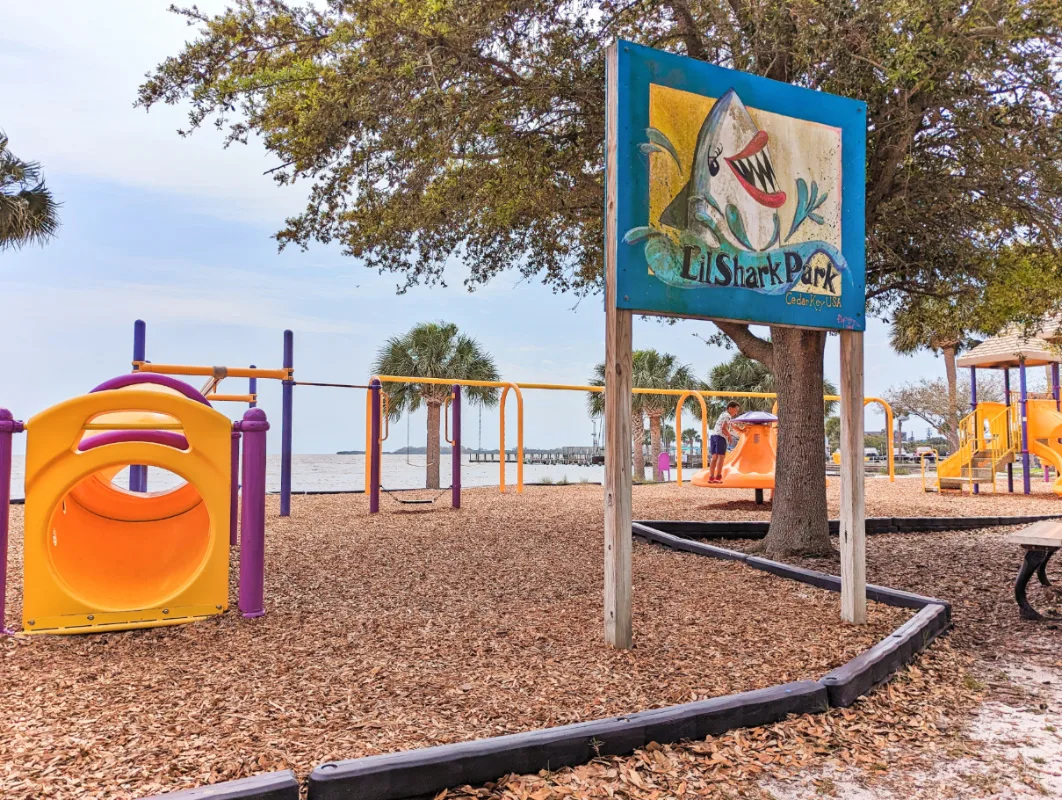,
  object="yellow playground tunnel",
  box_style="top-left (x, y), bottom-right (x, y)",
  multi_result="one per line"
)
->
top-left (0, 372), bottom-right (271, 635)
